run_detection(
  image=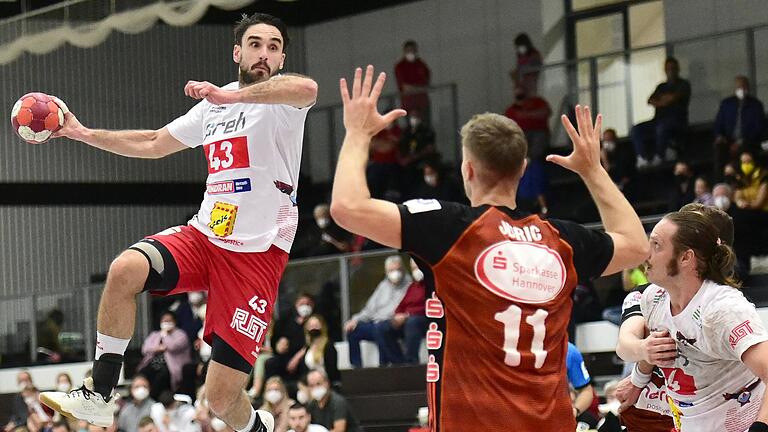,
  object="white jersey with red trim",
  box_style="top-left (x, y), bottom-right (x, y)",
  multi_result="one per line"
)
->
top-left (640, 281), bottom-right (768, 432)
top-left (166, 81), bottom-right (310, 253)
